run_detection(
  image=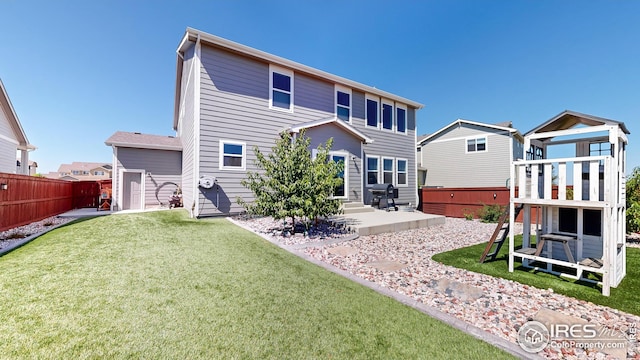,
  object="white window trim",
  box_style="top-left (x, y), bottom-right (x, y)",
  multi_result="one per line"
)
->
top-left (365, 95), bottom-right (380, 129)
top-left (381, 99), bottom-right (394, 132)
top-left (465, 136), bottom-right (488, 153)
top-left (219, 140), bottom-right (246, 171)
top-left (269, 65), bottom-right (294, 113)
top-left (382, 157), bottom-right (395, 185)
top-left (330, 151), bottom-right (349, 199)
top-left (366, 155), bottom-right (380, 187)
top-left (396, 158), bottom-right (409, 187)
top-left (335, 85), bottom-right (352, 123)
top-left (395, 103), bottom-right (408, 135)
